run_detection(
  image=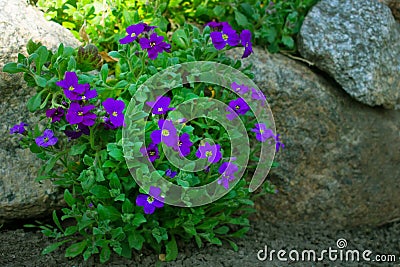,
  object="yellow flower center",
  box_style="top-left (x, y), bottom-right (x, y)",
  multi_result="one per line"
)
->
top-left (81, 96), bottom-right (86, 100)
top-left (112, 111), bottom-right (118, 117)
top-left (78, 111), bottom-right (83, 116)
top-left (131, 32), bottom-right (136, 38)
top-left (149, 151), bottom-right (155, 156)
top-left (205, 151), bottom-right (213, 157)
top-left (44, 137), bottom-right (49, 142)
top-left (158, 107), bottom-right (163, 112)
top-left (68, 86), bottom-right (75, 91)
top-left (150, 42), bottom-right (156, 47)
top-left (147, 196), bottom-right (154, 204)
top-left (222, 34), bottom-right (228, 41)
top-left (260, 129), bottom-right (264, 134)
top-left (162, 129), bottom-right (170, 136)
top-left (235, 105), bottom-right (240, 110)
top-left (178, 141), bottom-right (182, 147)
